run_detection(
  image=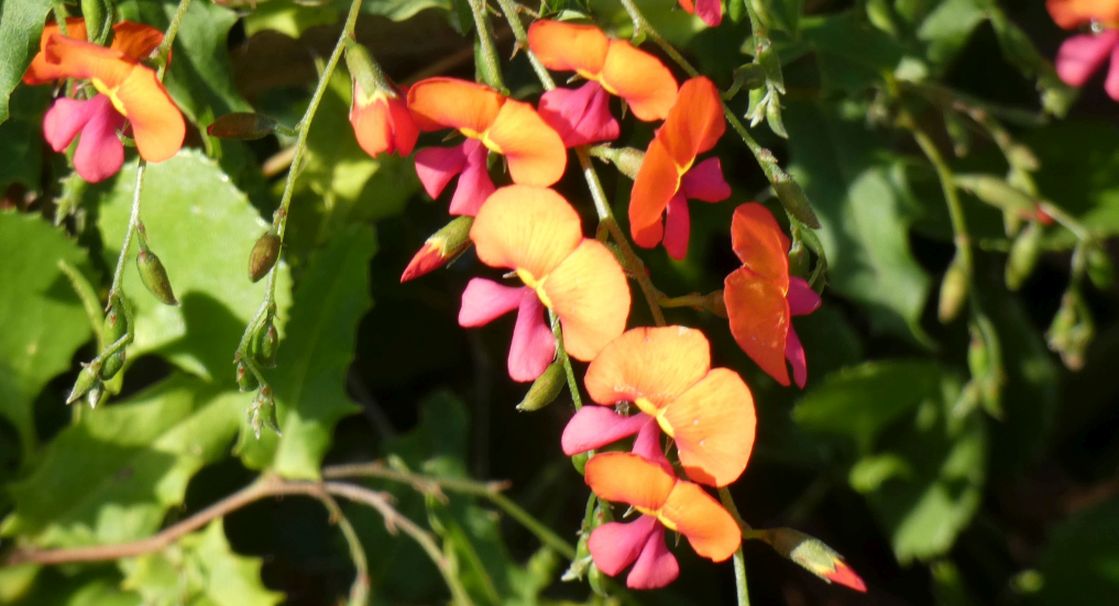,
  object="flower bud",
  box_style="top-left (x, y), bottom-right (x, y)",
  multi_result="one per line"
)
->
top-left (400, 216), bottom-right (474, 282)
top-left (86, 380), bottom-right (105, 409)
top-left (1005, 221), bottom-right (1043, 291)
top-left (596, 146), bottom-right (645, 180)
top-left (765, 91), bottom-right (788, 138)
top-left (732, 63), bottom-right (767, 92)
top-left (249, 230), bottom-right (281, 283)
top-left (67, 362), bottom-right (101, 405)
top-left (207, 113), bottom-right (279, 140)
top-left (254, 322), bottom-right (279, 368)
top-left (1086, 245), bottom-right (1115, 290)
top-left (236, 360), bottom-right (258, 392)
top-left (516, 361), bottom-right (565, 411)
top-left (771, 167), bottom-right (821, 228)
top-left (765, 527), bottom-right (867, 592)
top-left (937, 253), bottom-right (969, 323)
top-left (136, 248), bottom-right (178, 306)
top-left (346, 41), bottom-right (417, 158)
top-left (248, 385), bottom-right (280, 439)
top-left (954, 174), bottom-right (1036, 219)
top-left (100, 295), bottom-right (128, 380)
top-left (1047, 291), bottom-right (1093, 371)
